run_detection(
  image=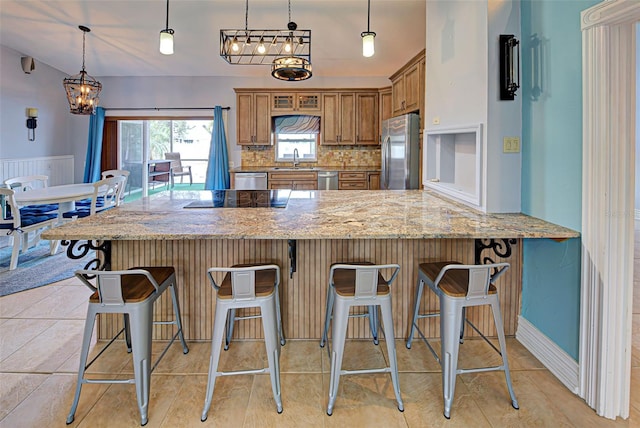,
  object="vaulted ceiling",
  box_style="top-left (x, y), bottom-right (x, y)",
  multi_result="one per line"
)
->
top-left (0, 0), bottom-right (426, 79)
